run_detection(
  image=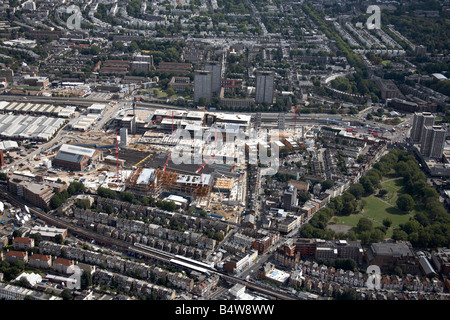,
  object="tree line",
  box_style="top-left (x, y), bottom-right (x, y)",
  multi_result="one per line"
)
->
top-left (97, 187), bottom-right (178, 212)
